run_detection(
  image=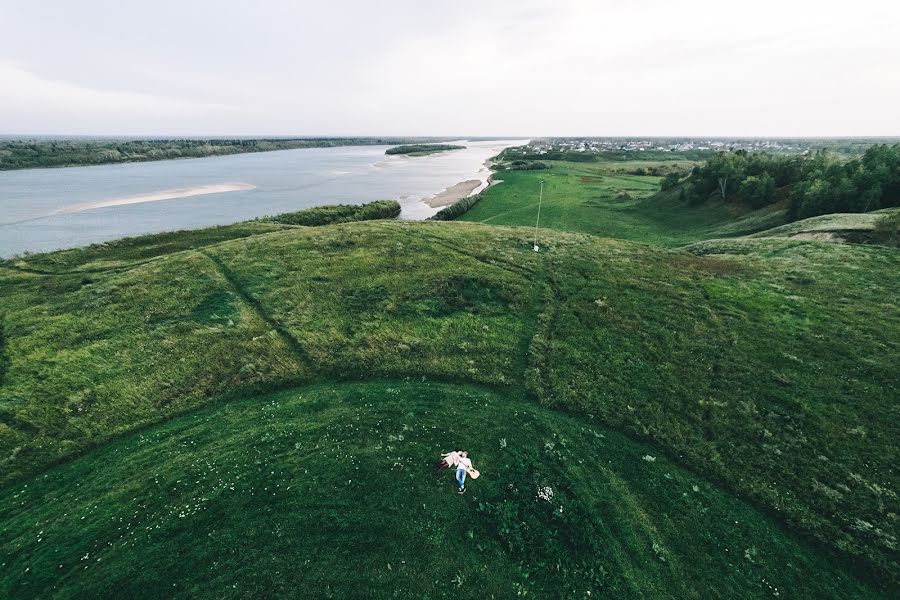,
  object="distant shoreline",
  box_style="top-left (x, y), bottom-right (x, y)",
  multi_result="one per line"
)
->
top-left (0, 138), bottom-right (471, 172)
